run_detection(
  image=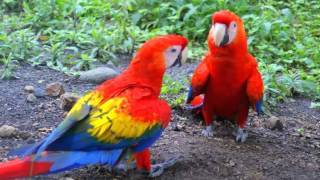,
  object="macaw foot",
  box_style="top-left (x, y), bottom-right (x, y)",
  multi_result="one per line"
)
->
top-left (149, 155), bottom-right (182, 177)
top-left (201, 125), bottom-right (214, 137)
top-left (233, 128), bottom-right (248, 143)
top-left (115, 160), bottom-right (136, 172)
